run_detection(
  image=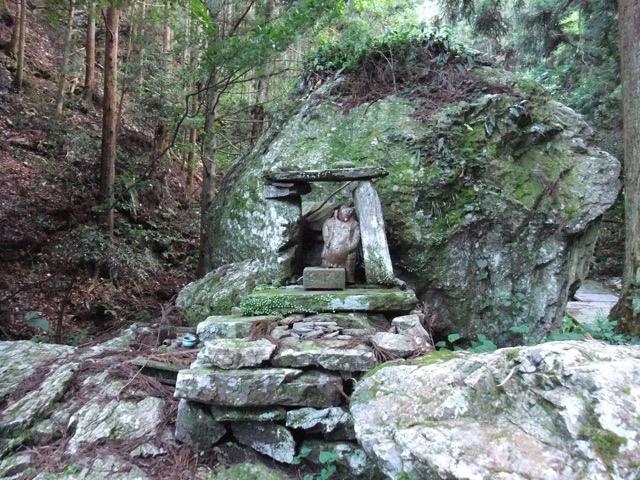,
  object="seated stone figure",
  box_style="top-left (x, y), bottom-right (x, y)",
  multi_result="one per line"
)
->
top-left (321, 206), bottom-right (361, 283)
